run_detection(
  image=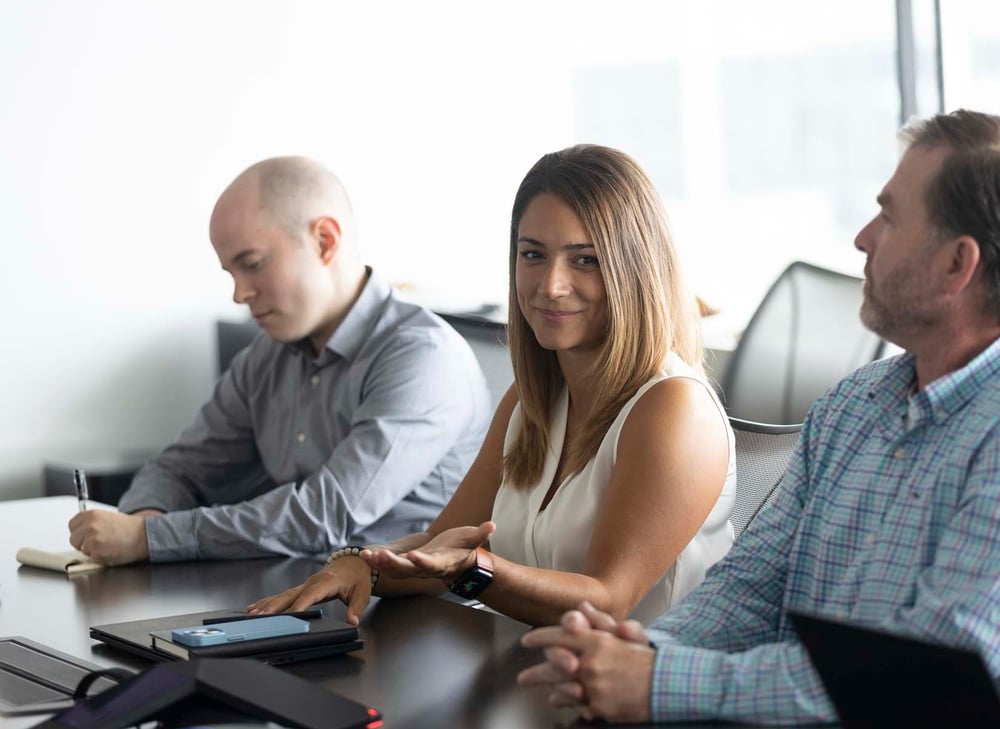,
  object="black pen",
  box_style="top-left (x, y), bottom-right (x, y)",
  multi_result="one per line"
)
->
top-left (202, 607), bottom-right (324, 625)
top-left (73, 469), bottom-right (89, 513)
